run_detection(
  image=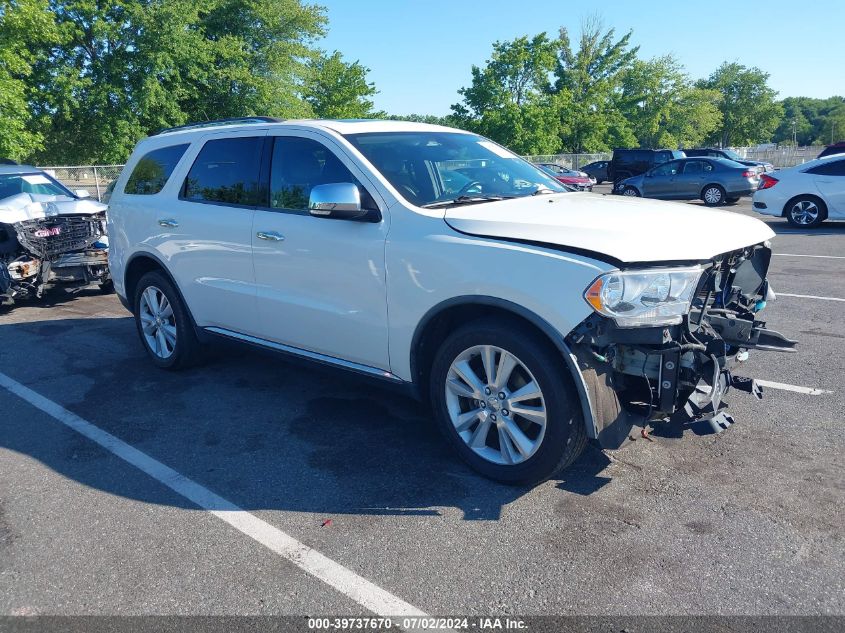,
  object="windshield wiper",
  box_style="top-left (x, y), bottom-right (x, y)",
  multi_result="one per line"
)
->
top-left (421, 195), bottom-right (514, 209)
top-left (531, 188), bottom-right (558, 196)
